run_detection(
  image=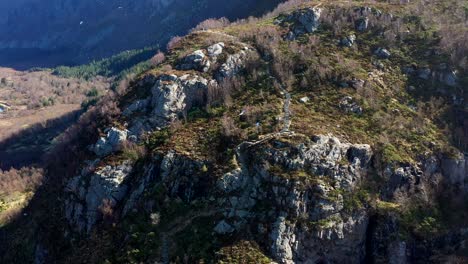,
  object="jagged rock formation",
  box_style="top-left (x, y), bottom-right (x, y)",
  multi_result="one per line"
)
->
top-left (216, 135), bottom-right (372, 263)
